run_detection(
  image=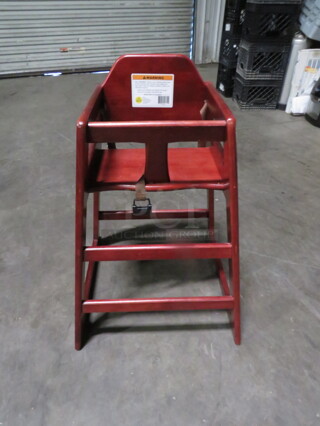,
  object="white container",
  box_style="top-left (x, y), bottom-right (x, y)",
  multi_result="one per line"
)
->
top-left (286, 48), bottom-right (320, 114)
top-left (278, 32), bottom-right (310, 109)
